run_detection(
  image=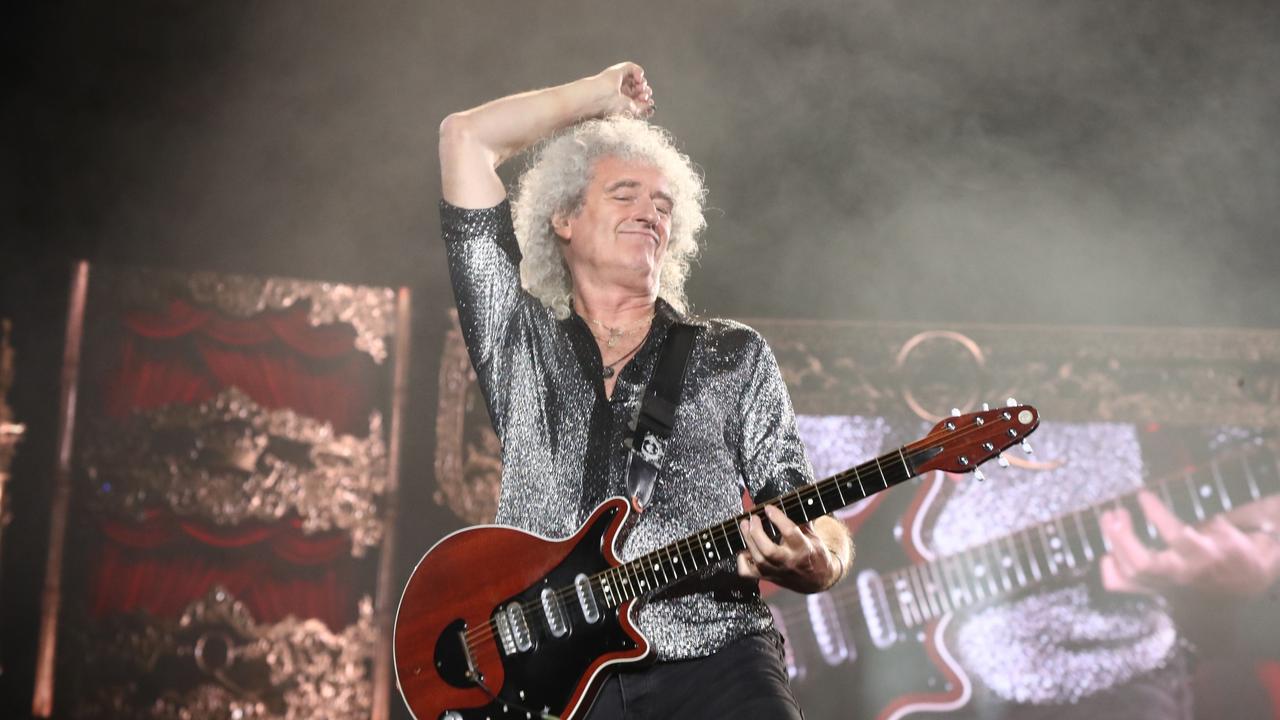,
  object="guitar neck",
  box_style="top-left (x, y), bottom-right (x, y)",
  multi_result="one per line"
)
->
top-left (890, 440), bottom-right (1280, 625)
top-left (598, 443), bottom-right (938, 606)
